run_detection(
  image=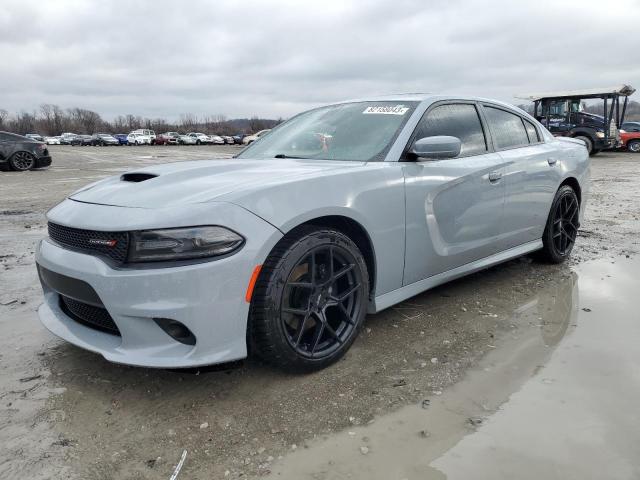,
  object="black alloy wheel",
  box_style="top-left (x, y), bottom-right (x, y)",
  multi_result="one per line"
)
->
top-left (249, 226), bottom-right (369, 371)
top-left (9, 151), bottom-right (35, 171)
top-left (539, 185), bottom-right (579, 263)
top-left (281, 245), bottom-right (362, 359)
